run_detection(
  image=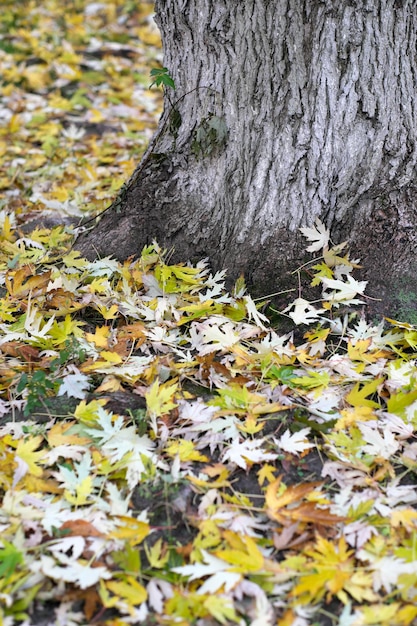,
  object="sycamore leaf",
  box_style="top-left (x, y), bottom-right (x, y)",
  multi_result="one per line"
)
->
top-left (203, 595), bottom-right (240, 624)
top-left (57, 371), bottom-right (91, 399)
top-left (321, 275), bottom-right (367, 305)
top-left (85, 325), bottom-right (110, 348)
top-left (36, 554), bottom-right (111, 589)
top-left (292, 536), bottom-right (355, 602)
top-left (275, 428), bottom-right (315, 455)
top-left (104, 576), bottom-right (147, 606)
top-left (222, 438), bottom-right (277, 469)
top-left (146, 379), bottom-right (178, 419)
top-left (85, 407), bottom-right (155, 463)
top-left (299, 219), bottom-right (330, 252)
top-left (199, 320), bottom-right (241, 353)
top-left (14, 435), bottom-right (45, 483)
top-left (358, 423), bottom-right (400, 459)
top-left (215, 534), bottom-right (264, 573)
top-left (144, 538), bottom-right (170, 568)
top-left (172, 550), bottom-right (241, 593)
top-left (346, 378), bottom-right (383, 408)
top-left (110, 516), bottom-right (150, 546)
top-left (283, 298), bottom-right (326, 325)
top-left (244, 295), bottom-right (269, 330)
